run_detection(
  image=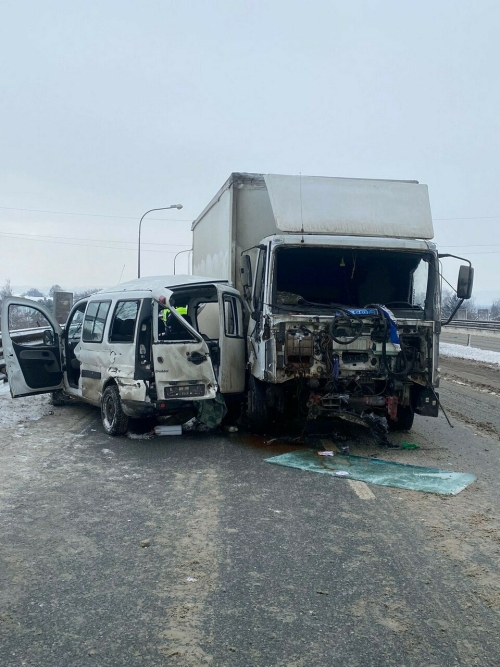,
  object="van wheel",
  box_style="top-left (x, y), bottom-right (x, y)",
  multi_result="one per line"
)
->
top-left (101, 385), bottom-right (129, 436)
top-left (388, 405), bottom-right (414, 431)
top-left (247, 376), bottom-right (269, 434)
